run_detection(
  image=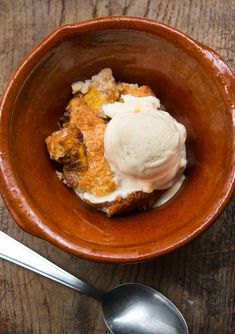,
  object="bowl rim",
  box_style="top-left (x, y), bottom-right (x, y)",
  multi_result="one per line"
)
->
top-left (0, 16), bottom-right (234, 263)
